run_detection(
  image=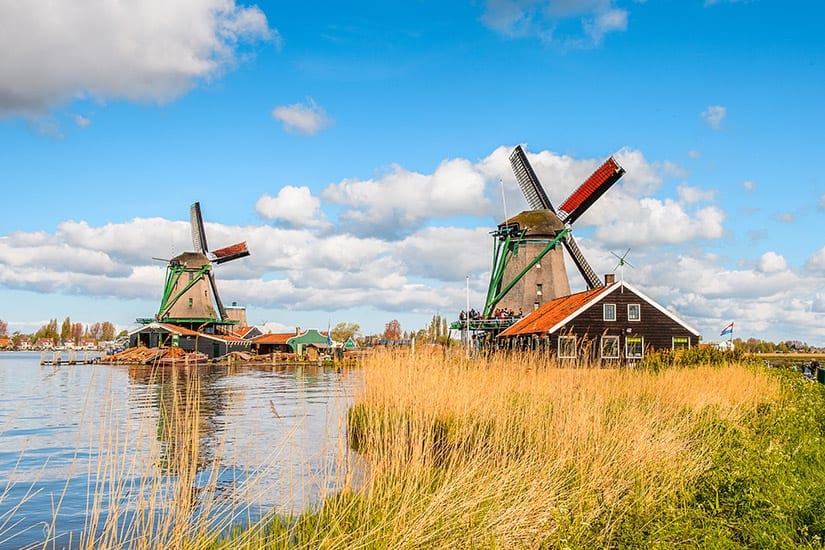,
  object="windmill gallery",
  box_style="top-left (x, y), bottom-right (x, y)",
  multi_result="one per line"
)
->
top-left (113, 145), bottom-right (699, 364)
